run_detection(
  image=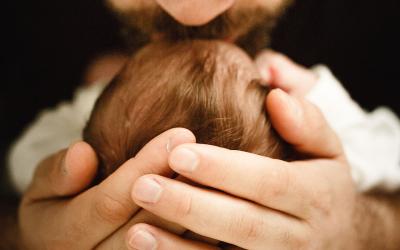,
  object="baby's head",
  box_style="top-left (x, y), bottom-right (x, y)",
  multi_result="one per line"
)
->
top-left (84, 40), bottom-right (289, 180)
